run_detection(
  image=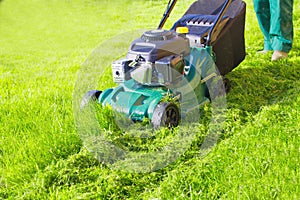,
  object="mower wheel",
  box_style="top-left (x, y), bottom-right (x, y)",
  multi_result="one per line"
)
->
top-left (80, 90), bottom-right (102, 109)
top-left (151, 102), bottom-right (180, 129)
top-left (209, 76), bottom-right (231, 99)
top-left (223, 77), bottom-right (230, 94)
